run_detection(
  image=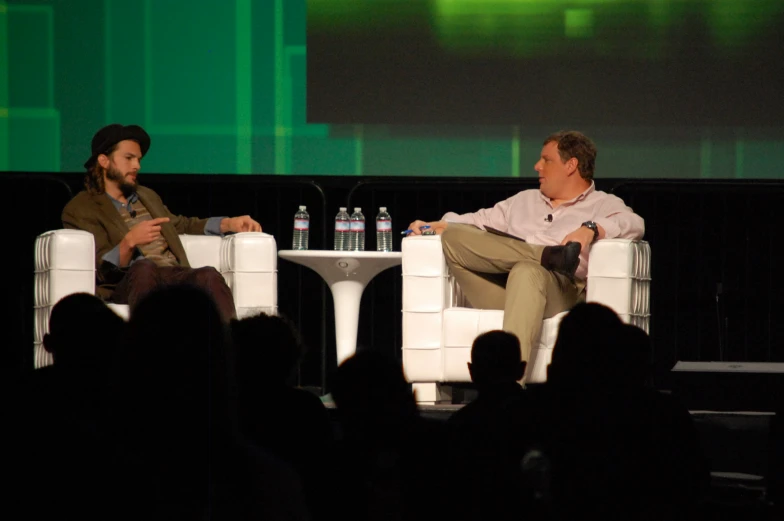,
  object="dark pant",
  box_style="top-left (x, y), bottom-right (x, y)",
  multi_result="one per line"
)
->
top-left (111, 259), bottom-right (236, 322)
